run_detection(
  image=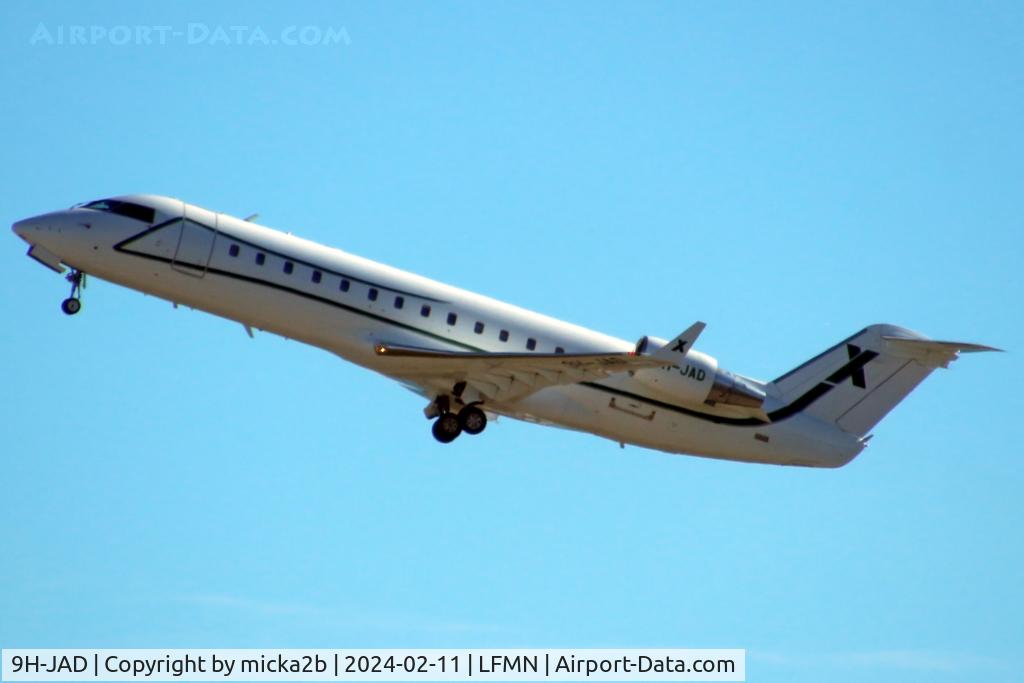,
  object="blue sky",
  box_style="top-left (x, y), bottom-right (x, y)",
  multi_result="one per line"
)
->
top-left (1, 2), bottom-right (1021, 682)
